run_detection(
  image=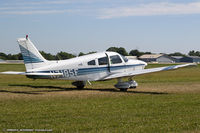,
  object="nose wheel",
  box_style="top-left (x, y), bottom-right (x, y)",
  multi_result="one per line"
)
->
top-left (114, 78), bottom-right (138, 91)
